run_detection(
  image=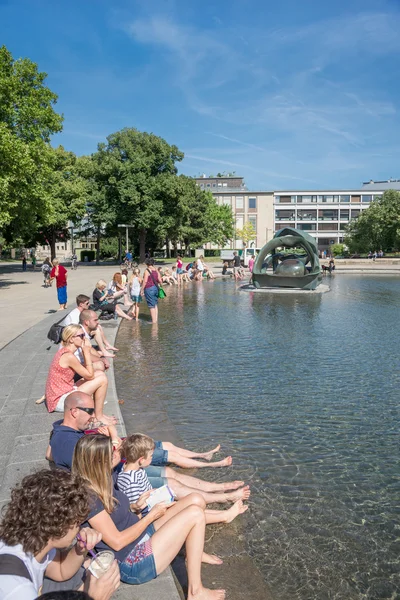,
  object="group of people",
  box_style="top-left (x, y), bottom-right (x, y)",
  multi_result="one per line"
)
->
top-left (0, 272), bottom-right (251, 598)
top-left (368, 250), bottom-right (384, 260)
